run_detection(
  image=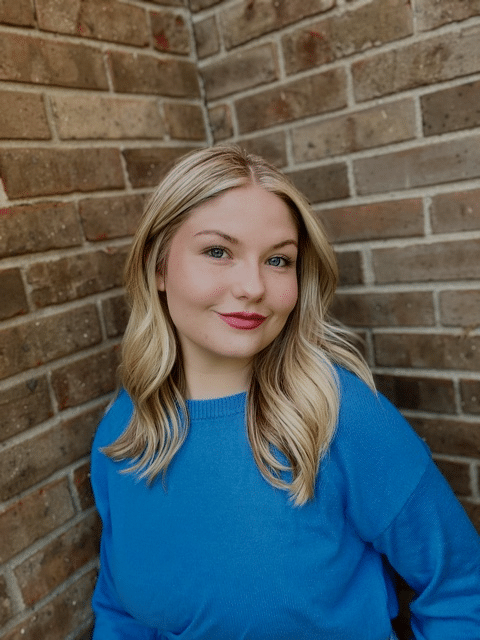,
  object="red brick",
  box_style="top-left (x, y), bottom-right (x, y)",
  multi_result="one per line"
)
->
top-left (0, 32), bottom-right (108, 89)
top-left (373, 332), bottom-right (480, 372)
top-left (318, 198), bottom-right (423, 243)
top-left (353, 135), bottom-right (480, 195)
top-left (51, 346), bottom-right (120, 410)
top-left (74, 463), bottom-right (95, 510)
top-left (430, 190), bottom-right (480, 233)
top-left (102, 294), bottom-right (130, 338)
top-left (164, 102), bottom-right (207, 140)
top-left (0, 0), bottom-right (35, 26)
top-left (410, 416), bottom-right (480, 459)
top-left (286, 163), bottom-right (349, 204)
top-left (336, 250), bottom-right (363, 286)
top-left (0, 305), bottom-right (102, 380)
top-left (435, 459), bottom-right (472, 496)
top-left (0, 377), bottom-right (53, 443)
top-left (109, 50), bottom-right (200, 97)
top-left (238, 132), bottom-right (287, 168)
top-left (2, 570), bottom-right (96, 640)
top-left (123, 146), bottom-right (199, 188)
top-left (209, 104), bottom-right (234, 142)
top-left (201, 43), bottom-right (278, 100)
top-left (79, 194), bottom-right (144, 241)
top-left (331, 291), bottom-right (435, 327)
top-left (440, 290), bottom-right (480, 328)
top-left (0, 201), bottom-right (83, 258)
top-left (375, 374), bottom-right (456, 414)
top-left (0, 479), bottom-right (74, 563)
top-left (282, 0), bottom-right (412, 75)
top-left (235, 68), bottom-right (347, 133)
top-left (293, 99), bottom-right (415, 161)
top-left (462, 501), bottom-right (480, 535)
top-left (0, 268), bottom-right (28, 320)
top-left (36, 0), bottom-right (149, 46)
top-left (0, 91), bottom-right (50, 139)
top-left (422, 80), bottom-right (480, 136)
top-left (194, 15), bottom-right (220, 58)
top-left (52, 94), bottom-right (165, 140)
top-left (0, 404), bottom-right (104, 501)
top-left (352, 25), bottom-right (480, 102)
top-left (0, 575), bottom-right (12, 626)
top-left (460, 379), bottom-right (480, 415)
top-left (372, 239), bottom-right (480, 284)
top-left (221, 0), bottom-right (335, 49)
top-left (416, 0), bottom-right (480, 31)
top-left (27, 247), bottom-right (128, 308)
top-left (15, 511), bottom-right (101, 606)
top-left (151, 9), bottom-right (191, 54)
